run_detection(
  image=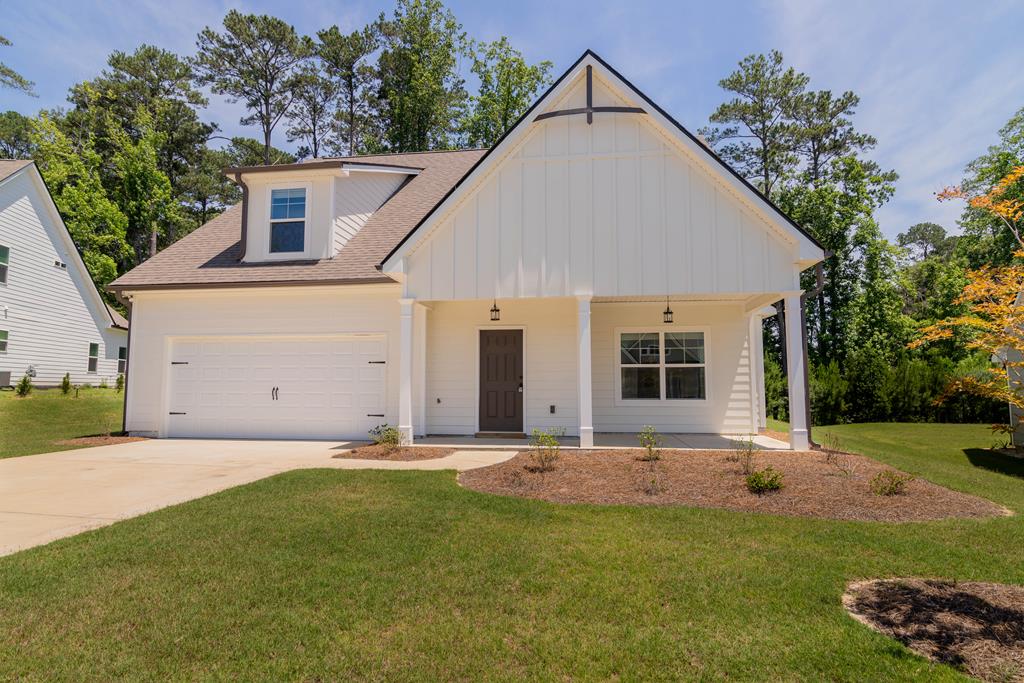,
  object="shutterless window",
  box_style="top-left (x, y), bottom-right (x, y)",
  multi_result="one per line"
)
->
top-left (0, 330), bottom-right (7, 353)
top-left (269, 188), bottom-right (306, 253)
top-left (0, 245), bottom-right (9, 284)
top-left (620, 331), bottom-right (705, 400)
top-left (88, 343), bottom-right (99, 373)
top-left (117, 346), bottom-right (127, 374)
